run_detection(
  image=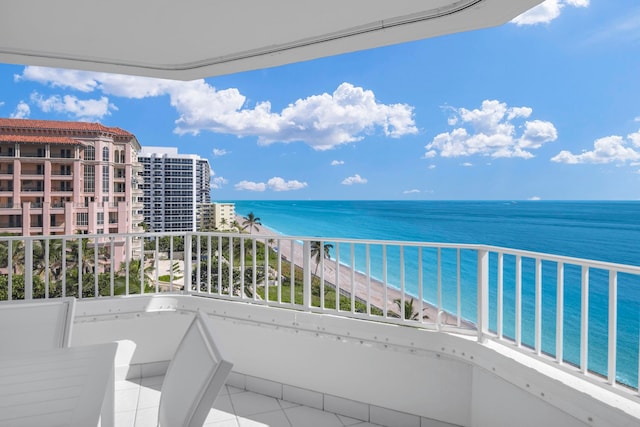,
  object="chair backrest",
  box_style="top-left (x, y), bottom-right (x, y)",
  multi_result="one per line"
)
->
top-left (158, 311), bottom-right (233, 427)
top-left (0, 297), bottom-right (76, 355)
